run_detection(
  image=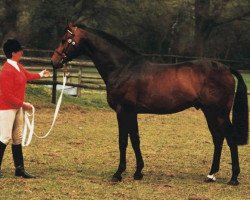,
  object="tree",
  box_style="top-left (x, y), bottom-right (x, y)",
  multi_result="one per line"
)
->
top-left (70, 0), bottom-right (178, 54)
top-left (194, 0), bottom-right (250, 57)
top-left (0, 0), bottom-right (249, 63)
top-left (28, 0), bottom-right (72, 49)
top-left (0, 0), bottom-right (20, 45)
